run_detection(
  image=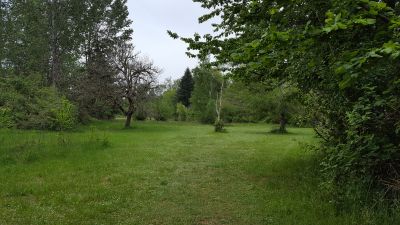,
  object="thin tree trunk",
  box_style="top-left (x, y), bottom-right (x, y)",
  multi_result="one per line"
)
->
top-left (214, 81), bottom-right (225, 132)
top-left (215, 81), bottom-right (224, 122)
top-left (125, 111), bottom-right (133, 128)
